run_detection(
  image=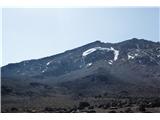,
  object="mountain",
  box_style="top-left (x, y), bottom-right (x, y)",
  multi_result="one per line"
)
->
top-left (1, 38), bottom-right (160, 113)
